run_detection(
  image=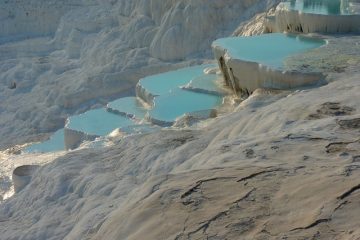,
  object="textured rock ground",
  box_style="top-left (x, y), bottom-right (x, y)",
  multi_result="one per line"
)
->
top-left (0, 69), bottom-right (359, 239)
top-left (0, 1), bottom-right (360, 240)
